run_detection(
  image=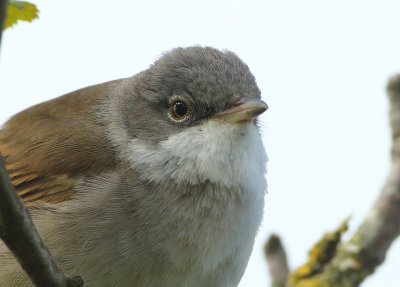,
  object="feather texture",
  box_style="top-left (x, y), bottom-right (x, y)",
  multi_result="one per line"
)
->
top-left (0, 80), bottom-right (120, 205)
